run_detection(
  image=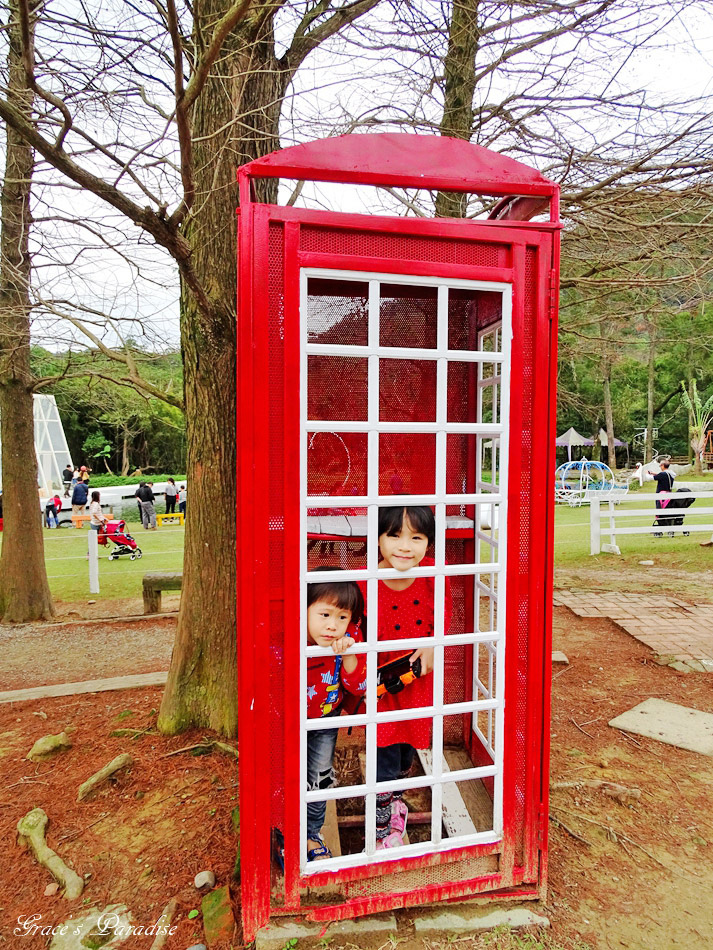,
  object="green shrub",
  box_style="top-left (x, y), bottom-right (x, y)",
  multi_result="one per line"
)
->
top-left (87, 474), bottom-right (186, 488)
